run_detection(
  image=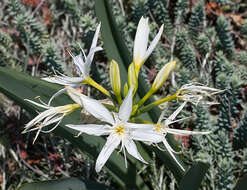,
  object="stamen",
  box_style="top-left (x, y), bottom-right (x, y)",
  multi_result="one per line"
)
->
top-left (114, 125), bottom-right (125, 135)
